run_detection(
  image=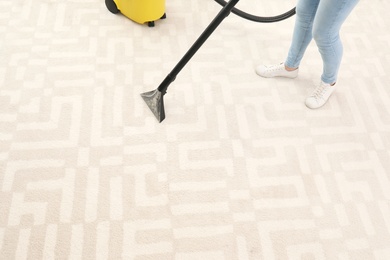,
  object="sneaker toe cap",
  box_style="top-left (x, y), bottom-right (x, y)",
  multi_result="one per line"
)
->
top-left (255, 65), bottom-right (268, 77)
top-left (305, 97), bottom-right (320, 109)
